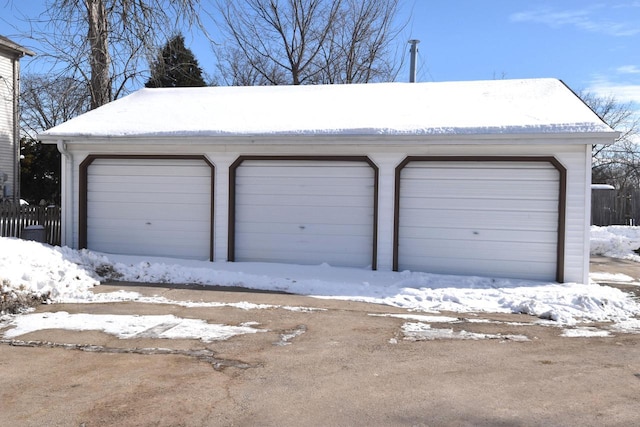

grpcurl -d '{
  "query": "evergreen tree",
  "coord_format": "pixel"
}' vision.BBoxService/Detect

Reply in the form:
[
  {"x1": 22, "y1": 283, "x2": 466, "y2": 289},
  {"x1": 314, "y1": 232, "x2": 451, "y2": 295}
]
[
  {"x1": 20, "y1": 138, "x2": 61, "y2": 205},
  {"x1": 146, "y1": 34, "x2": 207, "y2": 88}
]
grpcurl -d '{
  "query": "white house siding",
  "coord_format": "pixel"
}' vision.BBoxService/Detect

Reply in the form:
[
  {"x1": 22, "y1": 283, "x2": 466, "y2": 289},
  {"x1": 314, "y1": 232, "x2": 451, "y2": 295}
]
[
  {"x1": 232, "y1": 158, "x2": 376, "y2": 268},
  {"x1": 85, "y1": 157, "x2": 212, "y2": 259},
  {"x1": 0, "y1": 54, "x2": 14, "y2": 197},
  {"x1": 396, "y1": 159, "x2": 561, "y2": 281},
  {"x1": 61, "y1": 139, "x2": 591, "y2": 283}
]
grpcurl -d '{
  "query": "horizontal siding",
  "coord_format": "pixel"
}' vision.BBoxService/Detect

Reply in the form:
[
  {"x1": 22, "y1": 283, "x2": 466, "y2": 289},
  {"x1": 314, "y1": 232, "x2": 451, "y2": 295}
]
[
  {"x1": 234, "y1": 160, "x2": 375, "y2": 267},
  {"x1": 87, "y1": 158, "x2": 211, "y2": 259},
  {"x1": 0, "y1": 55, "x2": 14, "y2": 192},
  {"x1": 398, "y1": 161, "x2": 559, "y2": 280}
]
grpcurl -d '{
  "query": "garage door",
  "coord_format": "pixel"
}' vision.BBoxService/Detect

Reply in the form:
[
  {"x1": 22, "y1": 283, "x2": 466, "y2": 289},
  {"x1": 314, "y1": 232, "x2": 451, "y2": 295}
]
[
  {"x1": 395, "y1": 158, "x2": 564, "y2": 281},
  {"x1": 231, "y1": 157, "x2": 377, "y2": 268},
  {"x1": 83, "y1": 156, "x2": 213, "y2": 259}
]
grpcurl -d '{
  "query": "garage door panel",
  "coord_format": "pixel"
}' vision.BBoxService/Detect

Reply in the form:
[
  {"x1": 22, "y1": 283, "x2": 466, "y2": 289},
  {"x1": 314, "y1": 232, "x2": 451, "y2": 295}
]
[
  {"x1": 90, "y1": 158, "x2": 210, "y2": 170},
  {"x1": 401, "y1": 181, "x2": 558, "y2": 200},
  {"x1": 89, "y1": 168, "x2": 211, "y2": 180},
  {"x1": 236, "y1": 193, "x2": 372, "y2": 208},
  {"x1": 398, "y1": 160, "x2": 560, "y2": 281},
  {"x1": 89, "y1": 228, "x2": 209, "y2": 249},
  {"x1": 235, "y1": 240, "x2": 372, "y2": 266},
  {"x1": 87, "y1": 191, "x2": 211, "y2": 205},
  {"x1": 88, "y1": 201, "x2": 209, "y2": 221},
  {"x1": 400, "y1": 238, "x2": 556, "y2": 263},
  {"x1": 88, "y1": 180, "x2": 211, "y2": 195},
  {"x1": 399, "y1": 256, "x2": 556, "y2": 281},
  {"x1": 407, "y1": 161, "x2": 555, "y2": 170},
  {"x1": 236, "y1": 182, "x2": 372, "y2": 197},
  {"x1": 400, "y1": 226, "x2": 557, "y2": 243},
  {"x1": 403, "y1": 165, "x2": 558, "y2": 181},
  {"x1": 401, "y1": 208, "x2": 558, "y2": 231},
  {"x1": 400, "y1": 197, "x2": 559, "y2": 212},
  {"x1": 87, "y1": 158, "x2": 212, "y2": 259},
  {"x1": 89, "y1": 218, "x2": 210, "y2": 233},
  {"x1": 236, "y1": 222, "x2": 372, "y2": 236},
  {"x1": 236, "y1": 233, "x2": 373, "y2": 252},
  {"x1": 234, "y1": 159, "x2": 375, "y2": 268},
  {"x1": 238, "y1": 164, "x2": 372, "y2": 178},
  {"x1": 236, "y1": 205, "x2": 373, "y2": 225}
]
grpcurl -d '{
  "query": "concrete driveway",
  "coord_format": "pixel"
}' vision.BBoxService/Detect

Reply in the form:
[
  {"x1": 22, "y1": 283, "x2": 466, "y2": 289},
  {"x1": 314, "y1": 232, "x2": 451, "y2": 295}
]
[{"x1": 1, "y1": 258, "x2": 640, "y2": 426}]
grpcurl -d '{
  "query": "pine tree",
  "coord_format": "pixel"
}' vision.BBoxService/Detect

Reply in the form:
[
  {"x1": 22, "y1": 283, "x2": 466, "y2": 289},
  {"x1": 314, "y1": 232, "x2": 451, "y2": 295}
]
[{"x1": 146, "y1": 34, "x2": 207, "y2": 88}]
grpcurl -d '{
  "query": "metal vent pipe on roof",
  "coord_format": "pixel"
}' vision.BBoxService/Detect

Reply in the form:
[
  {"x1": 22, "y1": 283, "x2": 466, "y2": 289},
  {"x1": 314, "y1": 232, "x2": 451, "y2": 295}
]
[{"x1": 409, "y1": 39, "x2": 420, "y2": 83}]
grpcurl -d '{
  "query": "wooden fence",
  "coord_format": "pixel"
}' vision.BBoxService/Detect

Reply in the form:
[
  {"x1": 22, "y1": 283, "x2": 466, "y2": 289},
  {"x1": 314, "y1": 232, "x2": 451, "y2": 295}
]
[
  {"x1": 592, "y1": 189, "x2": 640, "y2": 226},
  {"x1": 0, "y1": 204, "x2": 61, "y2": 246}
]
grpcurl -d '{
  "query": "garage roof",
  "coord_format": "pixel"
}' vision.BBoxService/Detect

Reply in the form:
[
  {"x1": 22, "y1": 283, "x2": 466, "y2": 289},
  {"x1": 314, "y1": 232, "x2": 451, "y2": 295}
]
[{"x1": 39, "y1": 78, "x2": 614, "y2": 139}]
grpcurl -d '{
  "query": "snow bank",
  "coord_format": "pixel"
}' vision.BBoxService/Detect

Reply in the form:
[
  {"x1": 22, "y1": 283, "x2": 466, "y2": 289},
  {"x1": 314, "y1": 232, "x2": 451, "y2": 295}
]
[
  {"x1": 590, "y1": 225, "x2": 640, "y2": 261},
  {"x1": 1, "y1": 236, "x2": 639, "y2": 325},
  {"x1": 0, "y1": 238, "x2": 103, "y2": 301}
]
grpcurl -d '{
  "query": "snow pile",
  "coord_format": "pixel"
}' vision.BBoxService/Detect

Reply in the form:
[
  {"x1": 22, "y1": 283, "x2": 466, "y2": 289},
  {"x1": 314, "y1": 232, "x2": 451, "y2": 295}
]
[
  {"x1": 1, "y1": 236, "x2": 639, "y2": 325},
  {"x1": 590, "y1": 225, "x2": 640, "y2": 261},
  {"x1": 0, "y1": 238, "x2": 104, "y2": 304}
]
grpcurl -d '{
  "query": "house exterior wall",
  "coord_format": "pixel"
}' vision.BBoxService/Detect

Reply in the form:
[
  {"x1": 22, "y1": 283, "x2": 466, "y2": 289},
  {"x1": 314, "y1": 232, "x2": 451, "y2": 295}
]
[
  {"x1": 0, "y1": 53, "x2": 14, "y2": 198},
  {"x1": 59, "y1": 137, "x2": 591, "y2": 283}
]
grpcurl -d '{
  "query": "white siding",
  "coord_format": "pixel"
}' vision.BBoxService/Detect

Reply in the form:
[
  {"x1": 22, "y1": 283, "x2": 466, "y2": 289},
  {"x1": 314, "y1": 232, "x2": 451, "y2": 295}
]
[
  {"x1": 0, "y1": 55, "x2": 14, "y2": 197},
  {"x1": 398, "y1": 161, "x2": 560, "y2": 281},
  {"x1": 86, "y1": 158, "x2": 212, "y2": 259},
  {"x1": 234, "y1": 160, "x2": 376, "y2": 267}
]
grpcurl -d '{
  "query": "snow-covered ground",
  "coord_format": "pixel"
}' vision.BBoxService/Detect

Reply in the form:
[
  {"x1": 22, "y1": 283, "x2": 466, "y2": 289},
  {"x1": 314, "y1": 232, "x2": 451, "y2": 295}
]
[{"x1": 1, "y1": 225, "x2": 640, "y2": 340}]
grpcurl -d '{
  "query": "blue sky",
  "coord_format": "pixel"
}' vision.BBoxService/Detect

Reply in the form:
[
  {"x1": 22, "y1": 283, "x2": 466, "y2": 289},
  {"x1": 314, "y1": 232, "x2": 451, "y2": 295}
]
[{"x1": 1, "y1": 0, "x2": 639, "y2": 105}]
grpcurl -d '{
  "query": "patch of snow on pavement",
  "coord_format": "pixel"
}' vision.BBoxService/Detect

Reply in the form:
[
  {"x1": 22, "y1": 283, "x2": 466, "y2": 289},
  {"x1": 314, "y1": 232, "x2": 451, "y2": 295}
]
[
  {"x1": 590, "y1": 272, "x2": 640, "y2": 286},
  {"x1": 369, "y1": 313, "x2": 460, "y2": 323},
  {"x1": 2, "y1": 311, "x2": 266, "y2": 342},
  {"x1": 560, "y1": 327, "x2": 613, "y2": 338},
  {"x1": 401, "y1": 322, "x2": 530, "y2": 342},
  {"x1": 610, "y1": 318, "x2": 640, "y2": 334},
  {"x1": 75, "y1": 290, "x2": 326, "y2": 312}
]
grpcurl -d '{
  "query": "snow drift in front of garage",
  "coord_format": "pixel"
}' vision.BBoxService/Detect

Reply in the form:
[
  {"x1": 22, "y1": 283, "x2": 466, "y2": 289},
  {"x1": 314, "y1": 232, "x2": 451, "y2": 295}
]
[{"x1": 1, "y1": 232, "x2": 639, "y2": 326}]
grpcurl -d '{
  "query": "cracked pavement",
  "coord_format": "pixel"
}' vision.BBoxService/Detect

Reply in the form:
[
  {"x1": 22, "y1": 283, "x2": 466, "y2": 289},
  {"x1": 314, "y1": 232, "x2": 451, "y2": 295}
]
[{"x1": 2, "y1": 260, "x2": 640, "y2": 426}]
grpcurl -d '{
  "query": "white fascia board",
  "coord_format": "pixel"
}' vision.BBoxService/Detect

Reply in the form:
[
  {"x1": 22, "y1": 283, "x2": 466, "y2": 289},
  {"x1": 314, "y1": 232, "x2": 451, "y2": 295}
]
[{"x1": 39, "y1": 131, "x2": 618, "y2": 146}]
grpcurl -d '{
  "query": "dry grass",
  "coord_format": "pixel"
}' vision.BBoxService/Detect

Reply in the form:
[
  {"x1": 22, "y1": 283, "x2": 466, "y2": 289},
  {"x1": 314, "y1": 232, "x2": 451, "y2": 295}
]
[{"x1": 0, "y1": 280, "x2": 49, "y2": 314}]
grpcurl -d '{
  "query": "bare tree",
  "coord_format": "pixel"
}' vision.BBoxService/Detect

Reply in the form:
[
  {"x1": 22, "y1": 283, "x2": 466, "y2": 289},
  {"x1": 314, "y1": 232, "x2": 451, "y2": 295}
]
[
  {"x1": 28, "y1": 0, "x2": 207, "y2": 109},
  {"x1": 20, "y1": 73, "x2": 92, "y2": 139},
  {"x1": 318, "y1": 0, "x2": 402, "y2": 84},
  {"x1": 215, "y1": 0, "x2": 404, "y2": 86},
  {"x1": 18, "y1": 73, "x2": 91, "y2": 204},
  {"x1": 580, "y1": 91, "x2": 640, "y2": 189}
]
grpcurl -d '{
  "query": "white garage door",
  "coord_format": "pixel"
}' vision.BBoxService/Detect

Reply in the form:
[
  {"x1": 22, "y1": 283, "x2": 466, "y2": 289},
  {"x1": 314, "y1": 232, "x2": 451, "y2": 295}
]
[
  {"x1": 86, "y1": 158, "x2": 212, "y2": 259},
  {"x1": 397, "y1": 160, "x2": 561, "y2": 281},
  {"x1": 233, "y1": 159, "x2": 376, "y2": 268}
]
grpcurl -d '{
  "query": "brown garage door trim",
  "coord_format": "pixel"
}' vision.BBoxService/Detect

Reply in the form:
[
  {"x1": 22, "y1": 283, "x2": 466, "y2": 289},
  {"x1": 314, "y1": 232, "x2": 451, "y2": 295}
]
[
  {"x1": 393, "y1": 156, "x2": 567, "y2": 282},
  {"x1": 78, "y1": 154, "x2": 215, "y2": 261},
  {"x1": 228, "y1": 155, "x2": 379, "y2": 270}
]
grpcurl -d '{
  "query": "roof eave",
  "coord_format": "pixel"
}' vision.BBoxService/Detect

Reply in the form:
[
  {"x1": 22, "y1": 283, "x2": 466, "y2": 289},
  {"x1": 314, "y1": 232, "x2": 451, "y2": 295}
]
[
  {"x1": 39, "y1": 130, "x2": 619, "y2": 145},
  {"x1": 0, "y1": 37, "x2": 35, "y2": 57}
]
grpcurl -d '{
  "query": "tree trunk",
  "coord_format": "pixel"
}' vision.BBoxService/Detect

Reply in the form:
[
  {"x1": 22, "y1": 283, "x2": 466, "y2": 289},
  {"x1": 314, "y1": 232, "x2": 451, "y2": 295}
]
[{"x1": 85, "y1": 0, "x2": 111, "y2": 109}]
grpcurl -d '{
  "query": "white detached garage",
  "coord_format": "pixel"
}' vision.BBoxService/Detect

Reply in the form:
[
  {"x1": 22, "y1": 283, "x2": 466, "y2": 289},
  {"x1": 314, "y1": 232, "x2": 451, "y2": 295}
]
[{"x1": 39, "y1": 78, "x2": 617, "y2": 284}]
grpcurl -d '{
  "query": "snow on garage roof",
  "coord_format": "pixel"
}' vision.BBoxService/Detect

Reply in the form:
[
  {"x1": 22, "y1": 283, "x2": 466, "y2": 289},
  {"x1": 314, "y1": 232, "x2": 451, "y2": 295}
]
[{"x1": 39, "y1": 78, "x2": 614, "y2": 139}]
